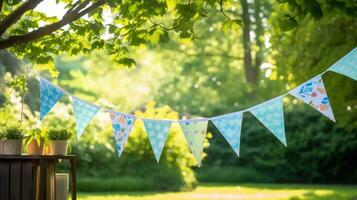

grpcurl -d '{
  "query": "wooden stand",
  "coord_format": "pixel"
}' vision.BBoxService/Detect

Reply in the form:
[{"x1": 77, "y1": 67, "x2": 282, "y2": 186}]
[{"x1": 0, "y1": 155, "x2": 77, "y2": 200}]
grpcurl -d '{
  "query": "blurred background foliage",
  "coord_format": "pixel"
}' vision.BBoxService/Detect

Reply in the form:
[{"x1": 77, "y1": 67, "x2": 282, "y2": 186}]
[{"x1": 0, "y1": 0, "x2": 357, "y2": 192}]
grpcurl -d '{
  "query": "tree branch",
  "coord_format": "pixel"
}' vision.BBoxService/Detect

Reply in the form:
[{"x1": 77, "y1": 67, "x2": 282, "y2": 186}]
[
  {"x1": 0, "y1": 0, "x2": 4, "y2": 14},
  {"x1": 0, "y1": 0, "x2": 106, "y2": 49},
  {"x1": 0, "y1": 0, "x2": 43, "y2": 37}
]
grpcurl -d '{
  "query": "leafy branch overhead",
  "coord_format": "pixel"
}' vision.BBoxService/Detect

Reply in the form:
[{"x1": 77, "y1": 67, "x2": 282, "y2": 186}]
[
  {"x1": 0, "y1": 0, "x2": 243, "y2": 70},
  {"x1": 0, "y1": 0, "x2": 356, "y2": 72}
]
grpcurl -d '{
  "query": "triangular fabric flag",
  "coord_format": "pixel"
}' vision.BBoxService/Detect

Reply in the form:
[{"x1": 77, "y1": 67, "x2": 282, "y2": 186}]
[
  {"x1": 211, "y1": 112, "x2": 243, "y2": 156},
  {"x1": 289, "y1": 75, "x2": 335, "y2": 122},
  {"x1": 72, "y1": 97, "x2": 100, "y2": 137},
  {"x1": 329, "y1": 48, "x2": 357, "y2": 80},
  {"x1": 40, "y1": 77, "x2": 65, "y2": 120},
  {"x1": 109, "y1": 111, "x2": 136, "y2": 157},
  {"x1": 143, "y1": 120, "x2": 172, "y2": 162},
  {"x1": 179, "y1": 119, "x2": 208, "y2": 166},
  {"x1": 249, "y1": 97, "x2": 287, "y2": 146}
]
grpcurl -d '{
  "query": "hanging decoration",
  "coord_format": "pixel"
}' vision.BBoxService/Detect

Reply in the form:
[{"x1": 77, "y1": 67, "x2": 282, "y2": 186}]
[
  {"x1": 179, "y1": 119, "x2": 208, "y2": 166},
  {"x1": 33, "y1": 47, "x2": 356, "y2": 165},
  {"x1": 289, "y1": 75, "x2": 335, "y2": 122},
  {"x1": 72, "y1": 97, "x2": 100, "y2": 137},
  {"x1": 143, "y1": 119, "x2": 172, "y2": 162},
  {"x1": 109, "y1": 111, "x2": 136, "y2": 158},
  {"x1": 329, "y1": 48, "x2": 357, "y2": 80},
  {"x1": 39, "y1": 77, "x2": 65, "y2": 120},
  {"x1": 249, "y1": 97, "x2": 287, "y2": 146},
  {"x1": 211, "y1": 112, "x2": 243, "y2": 156}
]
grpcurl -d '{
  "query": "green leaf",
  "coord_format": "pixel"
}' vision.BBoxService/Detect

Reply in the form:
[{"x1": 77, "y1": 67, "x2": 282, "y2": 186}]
[
  {"x1": 278, "y1": 16, "x2": 298, "y2": 31},
  {"x1": 118, "y1": 57, "x2": 136, "y2": 67}
]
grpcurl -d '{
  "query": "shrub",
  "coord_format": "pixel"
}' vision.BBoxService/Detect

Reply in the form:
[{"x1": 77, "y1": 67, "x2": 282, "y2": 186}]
[
  {"x1": 2, "y1": 125, "x2": 24, "y2": 139},
  {"x1": 47, "y1": 128, "x2": 73, "y2": 140}
]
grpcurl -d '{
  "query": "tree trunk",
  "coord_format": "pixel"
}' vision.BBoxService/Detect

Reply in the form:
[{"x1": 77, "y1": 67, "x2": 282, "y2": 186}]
[{"x1": 240, "y1": 0, "x2": 259, "y2": 87}]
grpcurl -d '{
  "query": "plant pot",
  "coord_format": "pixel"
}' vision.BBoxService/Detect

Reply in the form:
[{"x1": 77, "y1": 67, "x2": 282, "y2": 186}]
[
  {"x1": 27, "y1": 139, "x2": 44, "y2": 155},
  {"x1": 3, "y1": 139, "x2": 23, "y2": 155},
  {"x1": 0, "y1": 140, "x2": 4, "y2": 154},
  {"x1": 49, "y1": 140, "x2": 68, "y2": 155}
]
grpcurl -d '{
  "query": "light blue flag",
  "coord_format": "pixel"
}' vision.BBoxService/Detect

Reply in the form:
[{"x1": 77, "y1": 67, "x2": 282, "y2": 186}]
[
  {"x1": 40, "y1": 77, "x2": 65, "y2": 120},
  {"x1": 249, "y1": 97, "x2": 287, "y2": 146},
  {"x1": 72, "y1": 97, "x2": 100, "y2": 137},
  {"x1": 211, "y1": 112, "x2": 243, "y2": 156},
  {"x1": 143, "y1": 120, "x2": 172, "y2": 162},
  {"x1": 329, "y1": 48, "x2": 357, "y2": 80}
]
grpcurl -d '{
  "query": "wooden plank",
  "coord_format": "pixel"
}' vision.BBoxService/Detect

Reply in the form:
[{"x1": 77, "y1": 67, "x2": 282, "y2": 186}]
[
  {"x1": 0, "y1": 160, "x2": 10, "y2": 200},
  {"x1": 39, "y1": 159, "x2": 47, "y2": 200},
  {"x1": 10, "y1": 161, "x2": 22, "y2": 200},
  {"x1": 21, "y1": 161, "x2": 34, "y2": 200}
]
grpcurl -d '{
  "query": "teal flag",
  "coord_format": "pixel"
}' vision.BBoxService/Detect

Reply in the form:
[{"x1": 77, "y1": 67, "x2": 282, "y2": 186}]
[
  {"x1": 249, "y1": 97, "x2": 287, "y2": 146},
  {"x1": 143, "y1": 120, "x2": 172, "y2": 162},
  {"x1": 211, "y1": 112, "x2": 243, "y2": 156},
  {"x1": 40, "y1": 77, "x2": 65, "y2": 120},
  {"x1": 179, "y1": 119, "x2": 208, "y2": 166},
  {"x1": 329, "y1": 48, "x2": 357, "y2": 80},
  {"x1": 72, "y1": 97, "x2": 100, "y2": 137}
]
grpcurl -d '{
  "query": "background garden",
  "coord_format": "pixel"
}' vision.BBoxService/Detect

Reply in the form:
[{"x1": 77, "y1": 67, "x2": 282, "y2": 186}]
[{"x1": 0, "y1": 0, "x2": 357, "y2": 199}]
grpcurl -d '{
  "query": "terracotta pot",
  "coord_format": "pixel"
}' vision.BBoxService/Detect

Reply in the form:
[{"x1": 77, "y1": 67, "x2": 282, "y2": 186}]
[
  {"x1": 27, "y1": 139, "x2": 44, "y2": 155},
  {"x1": 0, "y1": 140, "x2": 4, "y2": 154},
  {"x1": 3, "y1": 139, "x2": 22, "y2": 155},
  {"x1": 49, "y1": 140, "x2": 68, "y2": 155}
]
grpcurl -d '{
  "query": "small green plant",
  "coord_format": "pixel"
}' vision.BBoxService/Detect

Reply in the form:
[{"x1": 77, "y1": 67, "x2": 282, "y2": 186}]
[
  {"x1": 47, "y1": 128, "x2": 73, "y2": 140},
  {"x1": 0, "y1": 130, "x2": 4, "y2": 140},
  {"x1": 2, "y1": 125, "x2": 24, "y2": 140},
  {"x1": 24, "y1": 128, "x2": 45, "y2": 146}
]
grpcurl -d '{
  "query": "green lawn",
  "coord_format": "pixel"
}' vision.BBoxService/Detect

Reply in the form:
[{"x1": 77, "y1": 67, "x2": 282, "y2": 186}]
[{"x1": 78, "y1": 183, "x2": 357, "y2": 200}]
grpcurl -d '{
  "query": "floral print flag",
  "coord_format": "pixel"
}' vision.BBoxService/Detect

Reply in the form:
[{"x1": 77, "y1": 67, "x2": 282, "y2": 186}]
[
  {"x1": 289, "y1": 75, "x2": 335, "y2": 122},
  {"x1": 249, "y1": 97, "x2": 287, "y2": 146},
  {"x1": 211, "y1": 112, "x2": 243, "y2": 156},
  {"x1": 109, "y1": 111, "x2": 136, "y2": 158},
  {"x1": 40, "y1": 77, "x2": 65, "y2": 120},
  {"x1": 179, "y1": 119, "x2": 208, "y2": 166},
  {"x1": 143, "y1": 120, "x2": 172, "y2": 162},
  {"x1": 329, "y1": 48, "x2": 357, "y2": 81},
  {"x1": 72, "y1": 97, "x2": 100, "y2": 137}
]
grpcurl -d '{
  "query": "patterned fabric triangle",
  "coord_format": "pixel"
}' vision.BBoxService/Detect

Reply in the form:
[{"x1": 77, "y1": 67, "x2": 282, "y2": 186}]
[
  {"x1": 329, "y1": 48, "x2": 357, "y2": 80},
  {"x1": 143, "y1": 120, "x2": 171, "y2": 162},
  {"x1": 289, "y1": 75, "x2": 335, "y2": 122},
  {"x1": 179, "y1": 119, "x2": 208, "y2": 166},
  {"x1": 249, "y1": 97, "x2": 287, "y2": 146},
  {"x1": 211, "y1": 112, "x2": 243, "y2": 156},
  {"x1": 72, "y1": 97, "x2": 100, "y2": 137},
  {"x1": 109, "y1": 111, "x2": 136, "y2": 157},
  {"x1": 40, "y1": 78, "x2": 65, "y2": 120}
]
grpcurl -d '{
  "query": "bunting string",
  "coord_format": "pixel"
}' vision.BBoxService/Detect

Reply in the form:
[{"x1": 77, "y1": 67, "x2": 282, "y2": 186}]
[{"x1": 2, "y1": 47, "x2": 356, "y2": 165}]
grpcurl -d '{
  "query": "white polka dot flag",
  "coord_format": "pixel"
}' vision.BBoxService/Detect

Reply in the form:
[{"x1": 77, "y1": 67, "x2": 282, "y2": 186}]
[
  {"x1": 71, "y1": 97, "x2": 100, "y2": 137},
  {"x1": 329, "y1": 48, "x2": 357, "y2": 81},
  {"x1": 143, "y1": 119, "x2": 172, "y2": 162},
  {"x1": 249, "y1": 97, "x2": 287, "y2": 146},
  {"x1": 211, "y1": 112, "x2": 243, "y2": 157}
]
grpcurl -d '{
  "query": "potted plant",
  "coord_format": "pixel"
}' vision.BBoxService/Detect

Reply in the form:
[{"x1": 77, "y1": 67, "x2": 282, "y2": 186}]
[
  {"x1": 47, "y1": 128, "x2": 72, "y2": 155},
  {"x1": 2, "y1": 125, "x2": 24, "y2": 155},
  {"x1": 24, "y1": 128, "x2": 45, "y2": 155}
]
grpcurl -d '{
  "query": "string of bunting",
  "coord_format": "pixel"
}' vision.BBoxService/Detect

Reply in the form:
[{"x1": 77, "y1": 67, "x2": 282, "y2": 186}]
[{"x1": 13, "y1": 48, "x2": 357, "y2": 165}]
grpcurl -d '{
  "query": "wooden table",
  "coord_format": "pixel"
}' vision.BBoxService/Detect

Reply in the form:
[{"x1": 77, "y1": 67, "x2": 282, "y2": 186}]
[{"x1": 0, "y1": 155, "x2": 77, "y2": 200}]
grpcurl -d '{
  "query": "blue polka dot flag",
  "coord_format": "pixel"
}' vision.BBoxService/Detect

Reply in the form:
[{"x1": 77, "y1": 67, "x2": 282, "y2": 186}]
[
  {"x1": 329, "y1": 48, "x2": 357, "y2": 81},
  {"x1": 72, "y1": 97, "x2": 100, "y2": 137},
  {"x1": 40, "y1": 77, "x2": 65, "y2": 120},
  {"x1": 211, "y1": 112, "x2": 243, "y2": 156},
  {"x1": 143, "y1": 119, "x2": 172, "y2": 162},
  {"x1": 179, "y1": 119, "x2": 208, "y2": 166},
  {"x1": 109, "y1": 111, "x2": 136, "y2": 158},
  {"x1": 249, "y1": 97, "x2": 287, "y2": 146}
]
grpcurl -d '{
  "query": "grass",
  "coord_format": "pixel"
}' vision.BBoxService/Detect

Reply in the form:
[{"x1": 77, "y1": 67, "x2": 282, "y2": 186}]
[{"x1": 78, "y1": 183, "x2": 357, "y2": 200}]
